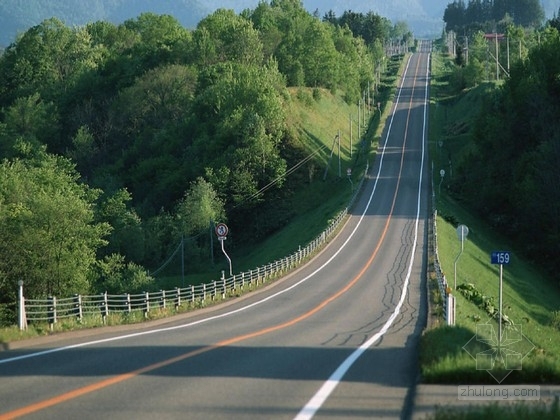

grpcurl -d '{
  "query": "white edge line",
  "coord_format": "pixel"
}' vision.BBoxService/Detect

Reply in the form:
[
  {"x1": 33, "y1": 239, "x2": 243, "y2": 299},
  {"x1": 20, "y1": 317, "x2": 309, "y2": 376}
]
[{"x1": 294, "y1": 52, "x2": 430, "y2": 420}]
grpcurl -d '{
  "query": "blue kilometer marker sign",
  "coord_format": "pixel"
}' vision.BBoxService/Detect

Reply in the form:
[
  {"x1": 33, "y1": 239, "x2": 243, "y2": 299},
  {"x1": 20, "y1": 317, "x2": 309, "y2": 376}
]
[{"x1": 491, "y1": 251, "x2": 511, "y2": 265}]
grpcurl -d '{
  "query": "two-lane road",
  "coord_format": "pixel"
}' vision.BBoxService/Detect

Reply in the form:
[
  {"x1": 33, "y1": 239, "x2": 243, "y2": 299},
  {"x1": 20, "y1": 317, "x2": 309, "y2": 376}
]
[{"x1": 0, "y1": 51, "x2": 431, "y2": 420}]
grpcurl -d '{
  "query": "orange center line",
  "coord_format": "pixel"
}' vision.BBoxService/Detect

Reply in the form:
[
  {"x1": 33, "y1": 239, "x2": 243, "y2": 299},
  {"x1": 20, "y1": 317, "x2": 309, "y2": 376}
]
[{"x1": 1, "y1": 56, "x2": 424, "y2": 420}]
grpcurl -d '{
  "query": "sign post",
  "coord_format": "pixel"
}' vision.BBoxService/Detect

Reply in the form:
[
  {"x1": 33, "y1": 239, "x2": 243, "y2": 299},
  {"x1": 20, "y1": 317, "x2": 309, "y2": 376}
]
[
  {"x1": 347, "y1": 168, "x2": 353, "y2": 192},
  {"x1": 439, "y1": 169, "x2": 445, "y2": 195},
  {"x1": 491, "y1": 251, "x2": 511, "y2": 344},
  {"x1": 449, "y1": 224, "x2": 468, "y2": 326},
  {"x1": 215, "y1": 223, "x2": 232, "y2": 276},
  {"x1": 454, "y1": 224, "x2": 469, "y2": 290}
]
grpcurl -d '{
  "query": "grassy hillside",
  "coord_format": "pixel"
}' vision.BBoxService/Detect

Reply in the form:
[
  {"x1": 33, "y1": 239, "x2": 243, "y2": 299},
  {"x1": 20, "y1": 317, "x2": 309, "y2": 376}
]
[
  {"x1": 421, "y1": 52, "x2": 560, "y2": 384},
  {"x1": 156, "y1": 56, "x2": 403, "y2": 288}
]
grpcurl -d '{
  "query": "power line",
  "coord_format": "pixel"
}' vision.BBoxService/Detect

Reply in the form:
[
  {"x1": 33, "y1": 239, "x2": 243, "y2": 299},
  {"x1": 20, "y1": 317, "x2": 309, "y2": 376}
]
[{"x1": 230, "y1": 144, "x2": 327, "y2": 210}]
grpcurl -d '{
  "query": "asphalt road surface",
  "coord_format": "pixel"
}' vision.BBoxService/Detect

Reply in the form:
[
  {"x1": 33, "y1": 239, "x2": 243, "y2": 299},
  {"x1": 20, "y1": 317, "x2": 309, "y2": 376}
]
[{"x1": 0, "y1": 51, "x2": 431, "y2": 420}]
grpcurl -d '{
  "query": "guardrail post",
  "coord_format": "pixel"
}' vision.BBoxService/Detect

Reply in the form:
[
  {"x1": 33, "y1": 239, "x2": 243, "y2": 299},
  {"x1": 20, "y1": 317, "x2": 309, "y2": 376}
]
[
  {"x1": 144, "y1": 292, "x2": 149, "y2": 317},
  {"x1": 126, "y1": 293, "x2": 131, "y2": 313},
  {"x1": 447, "y1": 294, "x2": 456, "y2": 325},
  {"x1": 47, "y1": 296, "x2": 56, "y2": 330},
  {"x1": 73, "y1": 294, "x2": 83, "y2": 321},
  {"x1": 191, "y1": 285, "x2": 195, "y2": 303},
  {"x1": 175, "y1": 287, "x2": 180, "y2": 309},
  {"x1": 221, "y1": 271, "x2": 226, "y2": 299},
  {"x1": 160, "y1": 290, "x2": 166, "y2": 309},
  {"x1": 18, "y1": 280, "x2": 27, "y2": 331},
  {"x1": 99, "y1": 292, "x2": 108, "y2": 323}
]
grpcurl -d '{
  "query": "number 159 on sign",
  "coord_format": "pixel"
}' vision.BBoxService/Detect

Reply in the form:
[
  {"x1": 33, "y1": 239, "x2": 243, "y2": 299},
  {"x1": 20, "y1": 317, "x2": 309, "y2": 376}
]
[{"x1": 491, "y1": 251, "x2": 511, "y2": 265}]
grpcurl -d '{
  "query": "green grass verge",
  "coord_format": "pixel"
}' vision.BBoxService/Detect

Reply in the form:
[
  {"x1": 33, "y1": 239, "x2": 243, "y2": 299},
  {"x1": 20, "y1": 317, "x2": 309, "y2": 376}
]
[
  {"x1": 421, "y1": 52, "x2": 560, "y2": 384},
  {"x1": 427, "y1": 397, "x2": 559, "y2": 420}
]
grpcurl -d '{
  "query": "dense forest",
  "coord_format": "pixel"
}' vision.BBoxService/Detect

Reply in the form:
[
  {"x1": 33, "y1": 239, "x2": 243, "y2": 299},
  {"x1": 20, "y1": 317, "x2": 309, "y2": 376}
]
[
  {"x1": 442, "y1": 6, "x2": 560, "y2": 277},
  {"x1": 0, "y1": 1, "x2": 408, "y2": 324},
  {"x1": 443, "y1": 0, "x2": 546, "y2": 33}
]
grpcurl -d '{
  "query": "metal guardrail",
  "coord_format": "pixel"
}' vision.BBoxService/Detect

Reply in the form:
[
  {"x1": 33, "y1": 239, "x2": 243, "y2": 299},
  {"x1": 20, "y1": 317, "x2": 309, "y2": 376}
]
[
  {"x1": 432, "y1": 210, "x2": 455, "y2": 325},
  {"x1": 18, "y1": 164, "x2": 369, "y2": 330}
]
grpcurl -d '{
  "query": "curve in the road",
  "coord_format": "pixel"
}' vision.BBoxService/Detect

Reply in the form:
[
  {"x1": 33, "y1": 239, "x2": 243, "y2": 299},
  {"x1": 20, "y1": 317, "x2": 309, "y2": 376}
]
[{"x1": 0, "y1": 52, "x2": 430, "y2": 420}]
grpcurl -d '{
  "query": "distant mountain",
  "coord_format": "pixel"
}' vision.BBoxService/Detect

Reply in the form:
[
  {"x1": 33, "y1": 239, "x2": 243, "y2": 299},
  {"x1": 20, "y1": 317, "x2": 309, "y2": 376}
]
[
  {"x1": 302, "y1": 0, "x2": 447, "y2": 37},
  {"x1": 0, "y1": 0, "x2": 209, "y2": 47},
  {"x1": 303, "y1": 0, "x2": 560, "y2": 37},
  {"x1": 0, "y1": 0, "x2": 442, "y2": 47},
  {"x1": 1, "y1": 0, "x2": 559, "y2": 47}
]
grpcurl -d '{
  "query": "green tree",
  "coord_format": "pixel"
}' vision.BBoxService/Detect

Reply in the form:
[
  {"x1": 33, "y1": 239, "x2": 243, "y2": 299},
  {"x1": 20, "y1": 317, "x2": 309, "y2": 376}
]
[
  {"x1": 244, "y1": 1, "x2": 284, "y2": 58},
  {"x1": 67, "y1": 125, "x2": 98, "y2": 177},
  {"x1": 97, "y1": 188, "x2": 144, "y2": 263},
  {"x1": 506, "y1": 24, "x2": 530, "y2": 63},
  {"x1": 511, "y1": 0, "x2": 545, "y2": 27},
  {"x1": 463, "y1": 57, "x2": 485, "y2": 86},
  {"x1": 93, "y1": 254, "x2": 153, "y2": 295},
  {"x1": 111, "y1": 64, "x2": 197, "y2": 135},
  {"x1": 191, "y1": 60, "x2": 287, "y2": 216},
  {"x1": 0, "y1": 18, "x2": 99, "y2": 107},
  {"x1": 444, "y1": 0, "x2": 466, "y2": 32},
  {"x1": 1, "y1": 93, "x2": 59, "y2": 156},
  {"x1": 300, "y1": 19, "x2": 338, "y2": 89},
  {"x1": 192, "y1": 9, "x2": 263, "y2": 66},
  {"x1": 122, "y1": 12, "x2": 191, "y2": 68},
  {"x1": 0, "y1": 149, "x2": 110, "y2": 301},
  {"x1": 330, "y1": 25, "x2": 374, "y2": 103},
  {"x1": 107, "y1": 64, "x2": 198, "y2": 212},
  {"x1": 175, "y1": 177, "x2": 225, "y2": 237},
  {"x1": 455, "y1": 27, "x2": 560, "y2": 274}
]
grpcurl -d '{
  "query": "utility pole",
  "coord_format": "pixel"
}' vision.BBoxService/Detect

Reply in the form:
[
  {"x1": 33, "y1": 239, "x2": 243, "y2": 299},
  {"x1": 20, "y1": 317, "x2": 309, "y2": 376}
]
[
  {"x1": 495, "y1": 33, "x2": 499, "y2": 81},
  {"x1": 465, "y1": 36, "x2": 469, "y2": 65},
  {"x1": 507, "y1": 35, "x2": 510, "y2": 75},
  {"x1": 367, "y1": 81, "x2": 371, "y2": 117},
  {"x1": 323, "y1": 133, "x2": 340, "y2": 181},
  {"x1": 358, "y1": 100, "x2": 361, "y2": 139},
  {"x1": 349, "y1": 113, "x2": 353, "y2": 158},
  {"x1": 338, "y1": 129, "x2": 341, "y2": 178}
]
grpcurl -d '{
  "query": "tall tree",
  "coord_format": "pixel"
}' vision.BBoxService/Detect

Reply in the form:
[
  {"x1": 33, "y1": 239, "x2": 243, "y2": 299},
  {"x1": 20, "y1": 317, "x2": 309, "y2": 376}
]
[
  {"x1": 96, "y1": 188, "x2": 144, "y2": 263},
  {"x1": 0, "y1": 18, "x2": 99, "y2": 107},
  {"x1": 175, "y1": 177, "x2": 225, "y2": 237},
  {"x1": 192, "y1": 9, "x2": 263, "y2": 66},
  {"x1": 300, "y1": 19, "x2": 339, "y2": 88},
  {"x1": 0, "y1": 148, "x2": 110, "y2": 301},
  {"x1": 122, "y1": 12, "x2": 191, "y2": 68},
  {"x1": 444, "y1": 0, "x2": 466, "y2": 32},
  {"x1": 1, "y1": 93, "x2": 59, "y2": 155},
  {"x1": 455, "y1": 27, "x2": 560, "y2": 273},
  {"x1": 191, "y1": 61, "x2": 287, "y2": 213}
]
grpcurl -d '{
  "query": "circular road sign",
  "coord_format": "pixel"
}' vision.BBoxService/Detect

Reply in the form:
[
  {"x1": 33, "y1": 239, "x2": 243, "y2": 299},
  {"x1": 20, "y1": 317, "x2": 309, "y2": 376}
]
[
  {"x1": 456, "y1": 224, "x2": 469, "y2": 241},
  {"x1": 215, "y1": 223, "x2": 228, "y2": 238}
]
